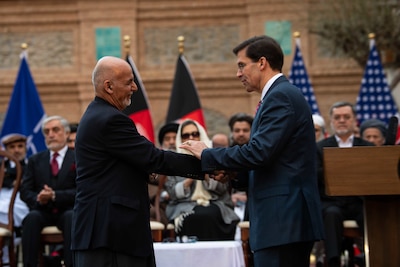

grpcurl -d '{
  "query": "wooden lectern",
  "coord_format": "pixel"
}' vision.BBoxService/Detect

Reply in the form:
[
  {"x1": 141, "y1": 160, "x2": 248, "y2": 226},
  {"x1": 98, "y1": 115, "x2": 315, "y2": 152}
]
[{"x1": 323, "y1": 146, "x2": 400, "y2": 267}]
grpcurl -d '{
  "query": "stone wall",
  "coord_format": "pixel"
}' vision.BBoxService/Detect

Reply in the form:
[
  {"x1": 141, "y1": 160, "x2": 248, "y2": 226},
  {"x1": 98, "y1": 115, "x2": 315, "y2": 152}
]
[{"x1": 0, "y1": 0, "x2": 372, "y2": 138}]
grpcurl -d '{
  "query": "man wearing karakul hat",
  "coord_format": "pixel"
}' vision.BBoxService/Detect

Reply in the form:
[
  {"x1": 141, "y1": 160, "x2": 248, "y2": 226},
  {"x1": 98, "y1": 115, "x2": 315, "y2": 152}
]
[
  {"x1": 359, "y1": 118, "x2": 387, "y2": 146},
  {"x1": 0, "y1": 133, "x2": 30, "y2": 263},
  {"x1": 0, "y1": 133, "x2": 29, "y2": 193}
]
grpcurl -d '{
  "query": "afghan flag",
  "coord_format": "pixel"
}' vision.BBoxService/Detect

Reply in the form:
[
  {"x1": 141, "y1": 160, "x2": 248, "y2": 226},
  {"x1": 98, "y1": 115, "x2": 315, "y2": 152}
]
[
  {"x1": 166, "y1": 54, "x2": 206, "y2": 130},
  {"x1": 123, "y1": 55, "x2": 155, "y2": 143}
]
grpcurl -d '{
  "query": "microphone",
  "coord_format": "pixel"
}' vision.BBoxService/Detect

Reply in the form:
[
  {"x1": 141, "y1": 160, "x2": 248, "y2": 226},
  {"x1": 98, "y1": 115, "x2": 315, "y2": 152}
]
[{"x1": 384, "y1": 116, "x2": 398, "y2": 145}]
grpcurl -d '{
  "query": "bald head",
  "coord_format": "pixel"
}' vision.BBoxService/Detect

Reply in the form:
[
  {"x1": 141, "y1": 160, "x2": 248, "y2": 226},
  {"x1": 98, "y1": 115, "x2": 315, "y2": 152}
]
[
  {"x1": 92, "y1": 56, "x2": 126, "y2": 92},
  {"x1": 212, "y1": 133, "x2": 230, "y2": 148},
  {"x1": 91, "y1": 56, "x2": 137, "y2": 110}
]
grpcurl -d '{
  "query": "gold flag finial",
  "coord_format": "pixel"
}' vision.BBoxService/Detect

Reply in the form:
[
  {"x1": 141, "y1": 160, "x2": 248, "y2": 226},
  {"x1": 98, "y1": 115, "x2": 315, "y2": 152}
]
[
  {"x1": 293, "y1": 31, "x2": 300, "y2": 38},
  {"x1": 178, "y1": 36, "x2": 185, "y2": 55},
  {"x1": 123, "y1": 35, "x2": 131, "y2": 56},
  {"x1": 368, "y1": 33, "x2": 375, "y2": 39},
  {"x1": 21, "y1": 43, "x2": 28, "y2": 50}
]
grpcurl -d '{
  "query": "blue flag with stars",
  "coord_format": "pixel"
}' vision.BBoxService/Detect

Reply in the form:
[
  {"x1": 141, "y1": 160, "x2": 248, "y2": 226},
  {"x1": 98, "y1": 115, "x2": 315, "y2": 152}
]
[
  {"x1": 356, "y1": 39, "x2": 399, "y2": 125},
  {"x1": 0, "y1": 53, "x2": 46, "y2": 156},
  {"x1": 289, "y1": 39, "x2": 320, "y2": 114}
]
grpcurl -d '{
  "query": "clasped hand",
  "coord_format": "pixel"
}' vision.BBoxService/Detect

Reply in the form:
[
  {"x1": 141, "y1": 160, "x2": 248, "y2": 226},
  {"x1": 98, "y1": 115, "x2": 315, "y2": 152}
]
[
  {"x1": 209, "y1": 170, "x2": 237, "y2": 183},
  {"x1": 37, "y1": 184, "x2": 55, "y2": 205},
  {"x1": 179, "y1": 140, "x2": 236, "y2": 183}
]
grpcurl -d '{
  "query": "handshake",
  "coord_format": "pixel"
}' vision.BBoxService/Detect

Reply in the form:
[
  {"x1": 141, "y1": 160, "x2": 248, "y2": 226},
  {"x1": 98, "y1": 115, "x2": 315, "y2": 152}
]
[
  {"x1": 209, "y1": 170, "x2": 237, "y2": 183},
  {"x1": 179, "y1": 140, "x2": 237, "y2": 183}
]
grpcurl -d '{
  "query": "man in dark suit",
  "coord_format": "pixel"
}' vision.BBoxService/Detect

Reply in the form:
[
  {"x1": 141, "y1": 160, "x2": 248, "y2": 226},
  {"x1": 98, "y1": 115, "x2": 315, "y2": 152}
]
[
  {"x1": 71, "y1": 56, "x2": 203, "y2": 267},
  {"x1": 20, "y1": 115, "x2": 76, "y2": 267},
  {"x1": 181, "y1": 35, "x2": 324, "y2": 267},
  {"x1": 316, "y1": 101, "x2": 373, "y2": 267}
]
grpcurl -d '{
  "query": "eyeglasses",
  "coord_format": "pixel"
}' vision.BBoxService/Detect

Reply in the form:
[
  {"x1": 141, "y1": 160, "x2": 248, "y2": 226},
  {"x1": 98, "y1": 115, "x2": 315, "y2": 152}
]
[
  {"x1": 237, "y1": 59, "x2": 259, "y2": 72},
  {"x1": 181, "y1": 131, "x2": 200, "y2": 139}
]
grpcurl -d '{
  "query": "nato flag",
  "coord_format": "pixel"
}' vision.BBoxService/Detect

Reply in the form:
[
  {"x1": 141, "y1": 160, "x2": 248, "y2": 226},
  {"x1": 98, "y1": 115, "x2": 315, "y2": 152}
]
[{"x1": 0, "y1": 55, "x2": 46, "y2": 156}]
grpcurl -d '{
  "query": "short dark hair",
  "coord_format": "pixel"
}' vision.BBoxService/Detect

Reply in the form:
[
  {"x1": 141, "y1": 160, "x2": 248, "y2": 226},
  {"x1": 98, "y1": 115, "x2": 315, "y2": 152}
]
[
  {"x1": 232, "y1": 35, "x2": 284, "y2": 72},
  {"x1": 69, "y1": 123, "x2": 79, "y2": 133},
  {"x1": 329, "y1": 101, "x2": 356, "y2": 117},
  {"x1": 228, "y1": 113, "x2": 254, "y2": 131}
]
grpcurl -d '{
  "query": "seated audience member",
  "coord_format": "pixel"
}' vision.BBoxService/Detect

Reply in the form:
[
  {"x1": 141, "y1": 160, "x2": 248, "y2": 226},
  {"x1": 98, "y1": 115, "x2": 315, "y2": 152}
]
[
  {"x1": 310, "y1": 115, "x2": 327, "y2": 263},
  {"x1": 312, "y1": 114, "x2": 327, "y2": 142},
  {"x1": 359, "y1": 118, "x2": 387, "y2": 146},
  {"x1": 0, "y1": 134, "x2": 30, "y2": 263},
  {"x1": 165, "y1": 119, "x2": 239, "y2": 240},
  {"x1": 228, "y1": 113, "x2": 253, "y2": 146},
  {"x1": 228, "y1": 113, "x2": 253, "y2": 222},
  {"x1": 67, "y1": 123, "x2": 78, "y2": 149},
  {"x1": 20, "y1": 116, "x2": 76, "y2": 267},
  {"x1": 316, "y1": 102, "x2": 373, "y2": 267},
  {"x1": 211, "y1": 133, "x2": 230, "y2": 148},
  {"x1": 353, "y1": 125, "x2": 361, "y2": 138},
  {"x1": 158, "y1": 122, "x2": 180, "y2": 151}
]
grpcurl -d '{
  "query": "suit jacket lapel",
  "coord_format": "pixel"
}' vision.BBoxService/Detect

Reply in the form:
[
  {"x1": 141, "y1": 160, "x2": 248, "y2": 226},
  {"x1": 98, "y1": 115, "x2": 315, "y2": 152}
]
[
  {"x1": 56, "y1": 149, "x2": 74, "y2": 187},
  {"x1": 326, "y1": 136, "x2": 339, "y2": 147},
  {"x1": 42, "y1": 151, "x2": 52, "y2": 183},
  {"x1": 251, "y1": 75, "x2": 288, "y2": 135}
]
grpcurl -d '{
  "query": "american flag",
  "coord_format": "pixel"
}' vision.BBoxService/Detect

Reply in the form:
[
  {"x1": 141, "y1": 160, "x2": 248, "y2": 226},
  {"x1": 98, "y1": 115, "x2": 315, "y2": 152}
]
[
  {"x1": 356, "y1": 38, "x2": 399, "y2": 125},
  {"x1": 288, "y1": 38, "x2": 320, "y2": 114}
]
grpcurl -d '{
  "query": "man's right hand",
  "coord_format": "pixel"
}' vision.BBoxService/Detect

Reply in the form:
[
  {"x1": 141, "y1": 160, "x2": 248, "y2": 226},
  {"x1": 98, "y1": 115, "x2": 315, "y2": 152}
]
[
  {"x1": 210, "y1": 170, "x2": 237, "y2": 183},
  {"x1": 36, "y1": 184, "x2": 54, "y2": 205}
]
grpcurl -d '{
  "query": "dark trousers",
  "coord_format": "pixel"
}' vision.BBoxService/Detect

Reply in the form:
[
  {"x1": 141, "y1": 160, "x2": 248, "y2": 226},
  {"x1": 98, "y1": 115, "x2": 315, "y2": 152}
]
[
  {"x1": 322, "y1": 199, "x2": 363, "y2": 265},
  {"x1": 253, "y1": 241, "x2": 314, "y2": 267},
  {"x1": 73, "y1": 248, "x2": 156, "y2": 267},
  {"x1": 22, "y1": 209, "x2": 73, "y2": 267}
]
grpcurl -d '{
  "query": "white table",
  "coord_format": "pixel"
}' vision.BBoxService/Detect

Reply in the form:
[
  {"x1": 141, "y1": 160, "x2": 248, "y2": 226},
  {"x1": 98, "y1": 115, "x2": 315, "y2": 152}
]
[{"x1": 153, "y1": 240, "x2": 245, "y2": 267}]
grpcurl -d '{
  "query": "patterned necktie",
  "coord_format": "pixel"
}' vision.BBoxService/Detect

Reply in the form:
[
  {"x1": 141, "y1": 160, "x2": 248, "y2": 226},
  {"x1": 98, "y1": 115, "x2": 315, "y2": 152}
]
[{"x1": 51, "y1": 152, "x2": 59, "y2": 176}]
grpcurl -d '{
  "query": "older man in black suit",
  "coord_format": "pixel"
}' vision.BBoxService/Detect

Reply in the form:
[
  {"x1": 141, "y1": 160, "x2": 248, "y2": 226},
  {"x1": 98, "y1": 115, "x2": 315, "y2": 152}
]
[
  {"x1": 71, "y1": 56, "x2": 203, "y2": 267},
  {"x1": 20, "y1": 115, "x2": 76, "y2": 267}
]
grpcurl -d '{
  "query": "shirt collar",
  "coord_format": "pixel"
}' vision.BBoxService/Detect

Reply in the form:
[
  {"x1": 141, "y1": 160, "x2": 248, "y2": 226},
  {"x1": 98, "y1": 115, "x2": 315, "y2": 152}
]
[
  {"x1": 50, "y1": 145, "x2": 68, "y2": 158},
  {"x1": 334, "y1": 134, "x2": 354, "y2": 148},
  {"x1": 260, "y1": 73, "x2": 283, "y2": 102}
]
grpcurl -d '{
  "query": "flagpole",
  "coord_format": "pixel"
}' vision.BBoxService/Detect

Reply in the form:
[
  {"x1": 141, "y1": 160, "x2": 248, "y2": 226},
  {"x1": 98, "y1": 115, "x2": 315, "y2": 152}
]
[
  {"x1": 368, "y1": 32, "x2": 375, "y2": 50},
  {"x1": 123, "y1": 35, "x2": 131, "y2": 57},
  {"x1": 178, "y1": 36, "x2": 184, "y2": 55},
  {"x1": 20, "y1": 42, "x2": 28, "y2": 59},
  {"x1": 293, "y1": 31, "x2": 301, "y2": 51}
]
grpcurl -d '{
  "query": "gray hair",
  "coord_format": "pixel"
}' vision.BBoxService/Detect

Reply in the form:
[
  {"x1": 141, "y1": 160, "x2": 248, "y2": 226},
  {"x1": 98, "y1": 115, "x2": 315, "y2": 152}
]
[{"x1": 41, "y1": 115, "x2": 71, "y2": 134}]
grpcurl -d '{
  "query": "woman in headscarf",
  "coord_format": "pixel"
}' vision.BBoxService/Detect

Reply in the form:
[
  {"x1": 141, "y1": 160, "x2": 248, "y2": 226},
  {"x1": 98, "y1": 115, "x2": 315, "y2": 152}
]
[{"x1": 164, "y1": 119, "x2": 239, "y2": 241}]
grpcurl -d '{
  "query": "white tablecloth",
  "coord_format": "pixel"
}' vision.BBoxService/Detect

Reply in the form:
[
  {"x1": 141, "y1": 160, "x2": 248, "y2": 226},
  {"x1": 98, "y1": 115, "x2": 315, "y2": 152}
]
[{"x1": 154, "y1": 241, "x2": 245, "y2": 267}]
